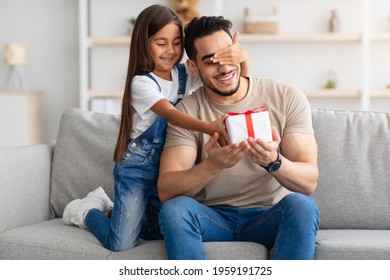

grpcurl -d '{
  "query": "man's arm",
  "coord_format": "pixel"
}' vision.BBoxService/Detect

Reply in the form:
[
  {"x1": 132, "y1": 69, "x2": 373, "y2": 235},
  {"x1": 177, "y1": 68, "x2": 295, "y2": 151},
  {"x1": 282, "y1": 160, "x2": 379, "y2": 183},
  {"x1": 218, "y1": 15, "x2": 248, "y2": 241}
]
[
  {"x1": 158, "y1": 133, "x2": 250, "y2": 203},
  {"x1": 248, "y1": 128, "x2": 318, "y2": 195}
]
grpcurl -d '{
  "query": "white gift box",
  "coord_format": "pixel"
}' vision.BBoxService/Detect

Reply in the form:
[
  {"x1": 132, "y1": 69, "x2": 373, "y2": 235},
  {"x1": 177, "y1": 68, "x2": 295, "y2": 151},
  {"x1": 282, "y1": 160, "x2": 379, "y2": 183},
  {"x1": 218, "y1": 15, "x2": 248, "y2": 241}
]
[{"x1": 224, "y1": 110, "x2": 272, "y2": 144}]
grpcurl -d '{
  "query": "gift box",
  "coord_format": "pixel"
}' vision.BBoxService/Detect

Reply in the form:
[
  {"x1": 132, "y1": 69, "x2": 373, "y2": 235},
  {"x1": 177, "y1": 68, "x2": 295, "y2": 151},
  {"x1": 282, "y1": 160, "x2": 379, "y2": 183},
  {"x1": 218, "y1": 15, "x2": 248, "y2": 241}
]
[{"x1": 224, "y1": 108, "x2": 272, "y2": 144}]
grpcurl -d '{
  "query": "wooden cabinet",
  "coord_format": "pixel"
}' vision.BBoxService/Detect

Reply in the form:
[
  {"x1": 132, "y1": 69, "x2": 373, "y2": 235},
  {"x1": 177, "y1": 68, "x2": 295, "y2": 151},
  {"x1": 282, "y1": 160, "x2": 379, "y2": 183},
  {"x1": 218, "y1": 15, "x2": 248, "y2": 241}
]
[
  {"x1": 0, "y1": 91, "x2": 43, "y2": 147},
  {"x1": 79, "y1": 0, "x2": 390, "y2": 113}
]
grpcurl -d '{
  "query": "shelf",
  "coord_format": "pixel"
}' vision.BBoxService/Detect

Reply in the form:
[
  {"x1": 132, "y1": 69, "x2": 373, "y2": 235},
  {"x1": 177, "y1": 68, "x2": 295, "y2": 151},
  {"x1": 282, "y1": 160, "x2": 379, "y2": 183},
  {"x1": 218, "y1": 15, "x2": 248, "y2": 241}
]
[
  {"x1": 87, "y1": 88, "x2": 363, "y2": 100},
  {"x1": 306, "y1": 89, "x2": 390, "y2": 99},
  {"x1": 305, "y1": 89, "x2": 361, "y2": 98},
  {"x1": 371, "y1": 32, "x2": 390, "y2": 41},
  {"x1": 88, "y1": 90, "x2": 123, "y2": 99},
  {"x1": 86, "y1": 32, "x2": 390, "y2": 46},
  {"x1": 86, "y1": 33, "x2": 364, "y2": 47},
  {"x1": 87, "y1": 36, "x2": 130, "y2": 47},
  {"x1": 79, "y1": 0, "x2": 390, "y2": 113},
  {"x1": 0, "y1": 91, "x2": 43, "y2": 146},
  {"x1": 239, "y1": 33, "x2": 361, "y2": 43},
  {"x1": 371, "y1": 89, "x2": 390, "y2": 97},
  {"x1": 0, "y1": 90, "x2": 40, "y2": 96},
  {"x1": 87, "y1": 89, "x2": 390, "y2": 100}
]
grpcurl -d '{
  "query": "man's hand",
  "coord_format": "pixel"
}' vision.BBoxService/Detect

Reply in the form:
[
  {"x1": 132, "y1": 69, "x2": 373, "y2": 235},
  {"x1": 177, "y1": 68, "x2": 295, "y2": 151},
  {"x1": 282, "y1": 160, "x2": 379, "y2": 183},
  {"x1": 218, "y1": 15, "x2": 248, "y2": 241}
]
[
  {"x1": 158, "y1": 133, "x2": 250, "y2": 203},
  {"x1": 248, "y1": 127, "x2": 281, "y2": 167},
  {"x1": 205, "y1": 132, "x2": 250, "y2": 172}
]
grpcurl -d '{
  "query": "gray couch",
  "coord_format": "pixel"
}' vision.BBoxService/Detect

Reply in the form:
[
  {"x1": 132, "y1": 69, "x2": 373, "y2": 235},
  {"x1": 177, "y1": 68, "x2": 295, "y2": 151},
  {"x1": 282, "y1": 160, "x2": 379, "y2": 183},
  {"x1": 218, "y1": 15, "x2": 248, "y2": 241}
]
[{"x1": 1, "y1": 108, "x2": 390, "y2": 260}]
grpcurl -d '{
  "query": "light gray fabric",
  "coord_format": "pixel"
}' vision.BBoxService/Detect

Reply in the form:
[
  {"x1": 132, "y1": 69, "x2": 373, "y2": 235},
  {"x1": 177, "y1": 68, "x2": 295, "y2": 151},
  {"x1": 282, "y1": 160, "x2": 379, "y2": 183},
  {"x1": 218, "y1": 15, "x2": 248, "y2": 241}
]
[
  {"x1": 0, "y1": 219, "x2": 268, "y2": 260},
  {"x1": 2, "y1": 108, "x2": 390, "y2": 260},
  {"x1": 0, "y1": 144, "x2": 52, "y2": 233},
  {"x1": 0, "y1": 219, "x2": 111, "y2": 259},
  {"x1": 315, "y1": 230, "x2": 390, "y2": 259},
  {"x1": 108, "y1": 240, "x2": 269, "y2": 260},
  {"x1": 311, "y1": 109, "x2": 390, "y2": 229},
  {"x1": 50, "y1": 109, "x2": 120, "y2": 218},
  {"x1": 204, "y1": 242, "x2": 268, "y2": 260}
]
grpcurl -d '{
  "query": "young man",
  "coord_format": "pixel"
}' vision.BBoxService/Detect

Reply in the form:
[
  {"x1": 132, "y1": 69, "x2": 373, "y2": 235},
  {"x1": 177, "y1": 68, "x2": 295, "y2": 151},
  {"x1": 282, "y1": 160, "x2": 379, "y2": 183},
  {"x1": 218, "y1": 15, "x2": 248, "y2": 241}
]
[{"x1": 157, "y1": 16, "x2": 320, "y2": 260}]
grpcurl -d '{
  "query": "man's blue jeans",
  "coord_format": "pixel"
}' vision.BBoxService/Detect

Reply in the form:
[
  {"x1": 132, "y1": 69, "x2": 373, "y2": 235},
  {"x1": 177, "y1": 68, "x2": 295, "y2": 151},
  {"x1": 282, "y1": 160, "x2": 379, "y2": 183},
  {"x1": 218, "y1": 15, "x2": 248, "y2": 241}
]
[{"x1": 159, "y1": 193, "x2": 320, "y2": 259}]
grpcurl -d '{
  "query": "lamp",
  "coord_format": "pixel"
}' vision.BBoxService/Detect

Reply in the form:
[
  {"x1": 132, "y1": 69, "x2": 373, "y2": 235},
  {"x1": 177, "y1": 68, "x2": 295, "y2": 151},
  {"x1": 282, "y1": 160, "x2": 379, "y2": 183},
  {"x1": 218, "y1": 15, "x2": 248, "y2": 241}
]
[{"x1": 3, "y1": 44, "x2": 29, "y2": 90}]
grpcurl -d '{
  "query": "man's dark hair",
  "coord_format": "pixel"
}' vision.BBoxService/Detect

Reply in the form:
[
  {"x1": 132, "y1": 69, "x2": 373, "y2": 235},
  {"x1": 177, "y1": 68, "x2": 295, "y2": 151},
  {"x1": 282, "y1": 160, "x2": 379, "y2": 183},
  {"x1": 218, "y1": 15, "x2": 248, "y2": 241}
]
[{"x1": 184, "y1": 16, "x2": 233, "y2": 61}]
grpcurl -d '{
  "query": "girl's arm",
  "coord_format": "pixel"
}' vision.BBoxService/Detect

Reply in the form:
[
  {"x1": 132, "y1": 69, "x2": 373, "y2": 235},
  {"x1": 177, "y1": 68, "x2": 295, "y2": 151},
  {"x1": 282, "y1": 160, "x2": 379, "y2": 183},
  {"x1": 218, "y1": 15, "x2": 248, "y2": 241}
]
[
  {"x1": 151, "y1": 98, "x2": 229, "y2": 146},
  {"x1": 212, "y1": 32, "x2": 249, "y2": 77}
]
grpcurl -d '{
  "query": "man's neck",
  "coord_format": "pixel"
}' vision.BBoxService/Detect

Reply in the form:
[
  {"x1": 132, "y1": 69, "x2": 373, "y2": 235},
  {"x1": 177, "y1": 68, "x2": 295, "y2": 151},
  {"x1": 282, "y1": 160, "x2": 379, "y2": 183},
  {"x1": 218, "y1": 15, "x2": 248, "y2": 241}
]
[{"x1": 206, "y1": 76, "x2": 249, "y2": 105}]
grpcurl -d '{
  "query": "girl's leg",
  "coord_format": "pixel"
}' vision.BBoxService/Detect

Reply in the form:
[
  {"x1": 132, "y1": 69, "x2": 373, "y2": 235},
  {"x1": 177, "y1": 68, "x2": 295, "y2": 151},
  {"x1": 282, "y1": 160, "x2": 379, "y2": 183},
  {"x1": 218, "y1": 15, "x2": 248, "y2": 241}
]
[
  {"x1": 141, "y1": 186, "x2": 163, "y2": 240},
  {"x1": 159, "y1": 196, "x2": 237, "y2": 260},
  {"x1": 85, "y1": 161, "x2": 156, "y2": 252}
]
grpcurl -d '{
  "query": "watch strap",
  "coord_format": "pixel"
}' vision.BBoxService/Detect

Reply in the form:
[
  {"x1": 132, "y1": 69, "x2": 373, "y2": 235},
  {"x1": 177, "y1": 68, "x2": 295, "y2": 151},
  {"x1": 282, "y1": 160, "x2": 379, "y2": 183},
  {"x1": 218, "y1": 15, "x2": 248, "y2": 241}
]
[{"x1": 262, "y1": 151, "x2": 282, "y2": 172}]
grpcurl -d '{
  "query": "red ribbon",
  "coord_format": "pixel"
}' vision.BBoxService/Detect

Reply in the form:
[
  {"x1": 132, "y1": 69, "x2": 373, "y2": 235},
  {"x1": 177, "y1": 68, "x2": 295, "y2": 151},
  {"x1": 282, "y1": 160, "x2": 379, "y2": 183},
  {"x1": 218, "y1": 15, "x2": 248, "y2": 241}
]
[
  {"x1": 225, "y1": 106, "x2": 266, "y2": 117},
  {"x1": 245, "y1": 113, "x2": 255, "y2": 138},
  {"x1": 223, "y1": 106, "x2": 267, "y2": 138}
]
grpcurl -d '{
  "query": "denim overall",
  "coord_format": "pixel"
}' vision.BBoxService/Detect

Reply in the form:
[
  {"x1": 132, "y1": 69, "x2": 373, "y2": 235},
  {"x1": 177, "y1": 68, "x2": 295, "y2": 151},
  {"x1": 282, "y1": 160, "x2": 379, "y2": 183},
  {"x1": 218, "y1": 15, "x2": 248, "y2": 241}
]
[{"x1": 85, "y1": 64, "x2": 187, "y2": 251}]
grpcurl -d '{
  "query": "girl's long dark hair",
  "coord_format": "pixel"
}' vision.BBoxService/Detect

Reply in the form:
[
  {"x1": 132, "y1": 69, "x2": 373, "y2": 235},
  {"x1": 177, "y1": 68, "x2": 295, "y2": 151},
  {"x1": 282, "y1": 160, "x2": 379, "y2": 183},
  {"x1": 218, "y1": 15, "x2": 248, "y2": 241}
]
[{"x1": 113, "y1": 5, "x2": 184, "y2": 162}]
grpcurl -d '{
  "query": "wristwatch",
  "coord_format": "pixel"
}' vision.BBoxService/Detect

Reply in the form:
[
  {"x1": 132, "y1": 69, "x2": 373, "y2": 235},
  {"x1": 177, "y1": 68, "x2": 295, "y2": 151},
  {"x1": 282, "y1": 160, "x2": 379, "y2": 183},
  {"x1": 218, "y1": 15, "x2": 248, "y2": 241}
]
[{"x1": 262, "y1": 152, "x2": 282, "y2": 173}]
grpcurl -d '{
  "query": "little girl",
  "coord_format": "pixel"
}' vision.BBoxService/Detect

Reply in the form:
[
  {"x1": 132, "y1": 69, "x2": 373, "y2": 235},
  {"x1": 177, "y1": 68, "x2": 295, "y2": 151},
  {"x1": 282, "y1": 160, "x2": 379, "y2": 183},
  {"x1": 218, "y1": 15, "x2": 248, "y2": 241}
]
[{"x1": 63, "y1": 4, "x2": 248, "y2": 251}]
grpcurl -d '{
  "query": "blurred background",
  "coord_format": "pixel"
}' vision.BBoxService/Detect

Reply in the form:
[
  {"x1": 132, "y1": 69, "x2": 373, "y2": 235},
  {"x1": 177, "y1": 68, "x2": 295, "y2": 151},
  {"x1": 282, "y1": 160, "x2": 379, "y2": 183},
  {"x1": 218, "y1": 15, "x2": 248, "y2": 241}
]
[{"x1": 0, "y1": 0, "x2": 389, "y2": 146}]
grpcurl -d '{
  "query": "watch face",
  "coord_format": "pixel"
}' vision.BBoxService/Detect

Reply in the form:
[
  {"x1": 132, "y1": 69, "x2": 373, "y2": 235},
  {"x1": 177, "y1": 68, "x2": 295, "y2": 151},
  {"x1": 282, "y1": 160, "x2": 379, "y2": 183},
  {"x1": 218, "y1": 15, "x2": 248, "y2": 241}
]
[{"x1": 269, "y1": 161, "x2": 281, "y2": 172}]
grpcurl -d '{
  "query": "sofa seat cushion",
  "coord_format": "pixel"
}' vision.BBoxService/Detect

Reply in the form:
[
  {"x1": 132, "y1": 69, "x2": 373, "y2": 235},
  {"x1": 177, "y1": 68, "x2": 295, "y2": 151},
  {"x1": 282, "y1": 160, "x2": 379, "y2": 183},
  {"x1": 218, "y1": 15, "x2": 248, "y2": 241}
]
[
  {"x1": 108, "y1": 240, "x2": 269, "y2": 260},
  {"x1": 0, "y1": 218, "x2": 269, "y2": 260},
  {"x1": 315, "y1": 229, "x2": 390, "y2": 260},
  {"x1": 0, "y1": 219, "x2": 111, "y2": 259}
]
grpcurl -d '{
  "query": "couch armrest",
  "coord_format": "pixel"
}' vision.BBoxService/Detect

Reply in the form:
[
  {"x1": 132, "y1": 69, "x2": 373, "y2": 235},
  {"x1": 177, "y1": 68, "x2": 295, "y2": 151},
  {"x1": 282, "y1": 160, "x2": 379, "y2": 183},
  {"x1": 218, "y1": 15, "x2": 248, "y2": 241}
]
[{"x1": 0, "y1": 143, "x2": 53, "y2": 233}]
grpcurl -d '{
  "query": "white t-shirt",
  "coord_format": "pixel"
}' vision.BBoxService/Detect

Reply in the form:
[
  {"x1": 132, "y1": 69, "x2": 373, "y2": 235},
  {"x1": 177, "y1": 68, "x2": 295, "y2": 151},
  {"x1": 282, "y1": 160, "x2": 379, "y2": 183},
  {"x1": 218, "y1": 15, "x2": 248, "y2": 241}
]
[{"x1": 131, "y1": 64, "x2": 202, "y2": 139}]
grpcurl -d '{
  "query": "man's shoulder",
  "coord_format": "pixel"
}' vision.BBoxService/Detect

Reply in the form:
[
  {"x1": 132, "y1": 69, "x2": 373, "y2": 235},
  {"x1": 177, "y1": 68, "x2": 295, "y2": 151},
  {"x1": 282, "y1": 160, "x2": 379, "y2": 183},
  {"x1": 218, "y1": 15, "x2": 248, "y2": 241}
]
[
  {"x1": 176, "y1": 87, "x2": 206, "y2": 110},
  {"x1": 250, "y1": 77, "x2": 305, "y2": 100}
]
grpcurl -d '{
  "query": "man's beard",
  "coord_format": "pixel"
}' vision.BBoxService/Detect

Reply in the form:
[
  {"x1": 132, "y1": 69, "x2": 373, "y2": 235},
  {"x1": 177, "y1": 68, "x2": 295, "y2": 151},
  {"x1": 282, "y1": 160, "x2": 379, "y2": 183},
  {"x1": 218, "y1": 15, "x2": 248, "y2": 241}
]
[{"x1": 200, "y1": 72, "x2": 240, "y2": 97}]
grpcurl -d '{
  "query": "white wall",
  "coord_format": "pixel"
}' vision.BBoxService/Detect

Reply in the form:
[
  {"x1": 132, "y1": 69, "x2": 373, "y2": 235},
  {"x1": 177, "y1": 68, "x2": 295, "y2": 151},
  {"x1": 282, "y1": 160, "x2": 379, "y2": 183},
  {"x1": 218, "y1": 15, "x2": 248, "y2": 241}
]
[
  {"x1": 88, "y1": 0, "x2": 390, "y2": 115},
  {"x1": 0, "y1": 0, "x2": 79, "y2": 143}
]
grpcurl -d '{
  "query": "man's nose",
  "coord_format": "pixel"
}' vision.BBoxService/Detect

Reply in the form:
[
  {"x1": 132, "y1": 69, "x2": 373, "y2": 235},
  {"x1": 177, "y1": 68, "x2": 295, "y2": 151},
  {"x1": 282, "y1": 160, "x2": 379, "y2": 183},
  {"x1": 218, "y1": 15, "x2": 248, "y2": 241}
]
[{"x1": 218, "y1": 63, "x2": 231, "y2": 73}]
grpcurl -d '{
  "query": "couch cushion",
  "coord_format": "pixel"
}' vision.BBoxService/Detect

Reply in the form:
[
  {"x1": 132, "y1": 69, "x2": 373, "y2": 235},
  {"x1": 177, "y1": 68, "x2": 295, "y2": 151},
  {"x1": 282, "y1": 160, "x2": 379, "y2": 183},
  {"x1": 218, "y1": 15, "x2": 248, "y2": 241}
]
[
  {"x1": 0, "y1": 218, "x2": 269, "y2": 260},
  {"x1": 0, "y1": 219, "x2": 111, "y2": 259},
  {"x1": 311, "y1": 109, "x2": 390, "y2": 229},
  {"x1": 0, "y1": 144, "x2": 52, "y2": 232},
  {"x1": 315, "y1": 229, "x2": 390, "y2": 259},
  {"x1": 50, "y1": 108, "x2": 120, "y2": 217}
]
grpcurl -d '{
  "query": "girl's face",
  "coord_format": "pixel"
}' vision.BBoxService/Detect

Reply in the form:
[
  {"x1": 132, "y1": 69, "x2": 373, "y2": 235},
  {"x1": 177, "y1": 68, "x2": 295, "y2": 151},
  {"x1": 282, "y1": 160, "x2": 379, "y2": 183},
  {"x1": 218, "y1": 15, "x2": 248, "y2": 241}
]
[{"x1": 149, "y1": 22, "x2": 182, "y2": 80}]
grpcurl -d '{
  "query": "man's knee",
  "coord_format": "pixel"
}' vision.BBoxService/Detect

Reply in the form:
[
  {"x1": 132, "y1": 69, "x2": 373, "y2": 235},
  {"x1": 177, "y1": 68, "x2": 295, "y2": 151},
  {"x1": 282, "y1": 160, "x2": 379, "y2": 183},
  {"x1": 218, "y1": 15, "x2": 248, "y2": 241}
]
[
  {"x1": 159, "y1": 196, "x2": 195, "y2": 228},
  {"x1": 281, "y1": 193, "x2": 320, "y2": 224}
]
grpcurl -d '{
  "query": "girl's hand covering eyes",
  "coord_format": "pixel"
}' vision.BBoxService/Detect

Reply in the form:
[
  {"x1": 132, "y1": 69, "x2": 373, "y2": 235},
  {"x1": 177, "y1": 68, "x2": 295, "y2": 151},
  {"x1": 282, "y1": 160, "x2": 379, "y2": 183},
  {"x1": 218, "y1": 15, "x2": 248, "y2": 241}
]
[{"x1": 211, "y1": 32, "x2": 248, "y2": 66}]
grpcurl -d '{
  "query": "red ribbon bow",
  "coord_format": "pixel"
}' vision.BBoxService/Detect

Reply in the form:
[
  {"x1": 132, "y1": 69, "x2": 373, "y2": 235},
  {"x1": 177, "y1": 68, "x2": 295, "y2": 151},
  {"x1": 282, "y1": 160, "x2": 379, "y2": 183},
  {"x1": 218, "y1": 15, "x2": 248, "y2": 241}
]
[{"x1": 224, "y1": 106, "x2": 267, "y2": 139}]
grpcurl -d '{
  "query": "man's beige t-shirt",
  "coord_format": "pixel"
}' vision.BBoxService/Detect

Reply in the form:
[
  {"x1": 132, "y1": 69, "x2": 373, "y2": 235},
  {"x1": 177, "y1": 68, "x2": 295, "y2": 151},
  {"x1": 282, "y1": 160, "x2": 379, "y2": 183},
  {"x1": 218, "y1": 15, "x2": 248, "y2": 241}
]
[{"x1": 165, "y1": 77, "x2": 314, "y2": 208}]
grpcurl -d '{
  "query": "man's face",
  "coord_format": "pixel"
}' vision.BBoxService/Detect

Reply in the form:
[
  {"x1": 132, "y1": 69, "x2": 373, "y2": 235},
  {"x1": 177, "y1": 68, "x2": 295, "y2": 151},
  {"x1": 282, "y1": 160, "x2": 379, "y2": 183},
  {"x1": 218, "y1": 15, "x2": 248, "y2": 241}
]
[{"x1": 192, "y1": 30, "x2": 240, "y2": 97}]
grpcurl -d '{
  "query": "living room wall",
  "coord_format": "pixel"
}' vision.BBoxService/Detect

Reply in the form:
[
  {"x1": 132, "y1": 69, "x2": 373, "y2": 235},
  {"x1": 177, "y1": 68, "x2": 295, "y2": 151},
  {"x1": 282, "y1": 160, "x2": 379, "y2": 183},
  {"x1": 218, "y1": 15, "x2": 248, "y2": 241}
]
[
  {"x1": 0, "y1": 0, "x2": 79, "y2": 143},
  {"x1": 0, "y1": 0, "x2": 389, "y2": 145}
]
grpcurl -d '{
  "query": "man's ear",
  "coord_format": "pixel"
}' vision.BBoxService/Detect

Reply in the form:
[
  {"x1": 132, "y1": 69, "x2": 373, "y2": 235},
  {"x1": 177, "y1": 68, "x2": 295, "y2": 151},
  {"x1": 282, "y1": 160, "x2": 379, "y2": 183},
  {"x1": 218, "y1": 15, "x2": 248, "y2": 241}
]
[{"x1": 186, "y1": 59, "x2": 199, "y2": 76}]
